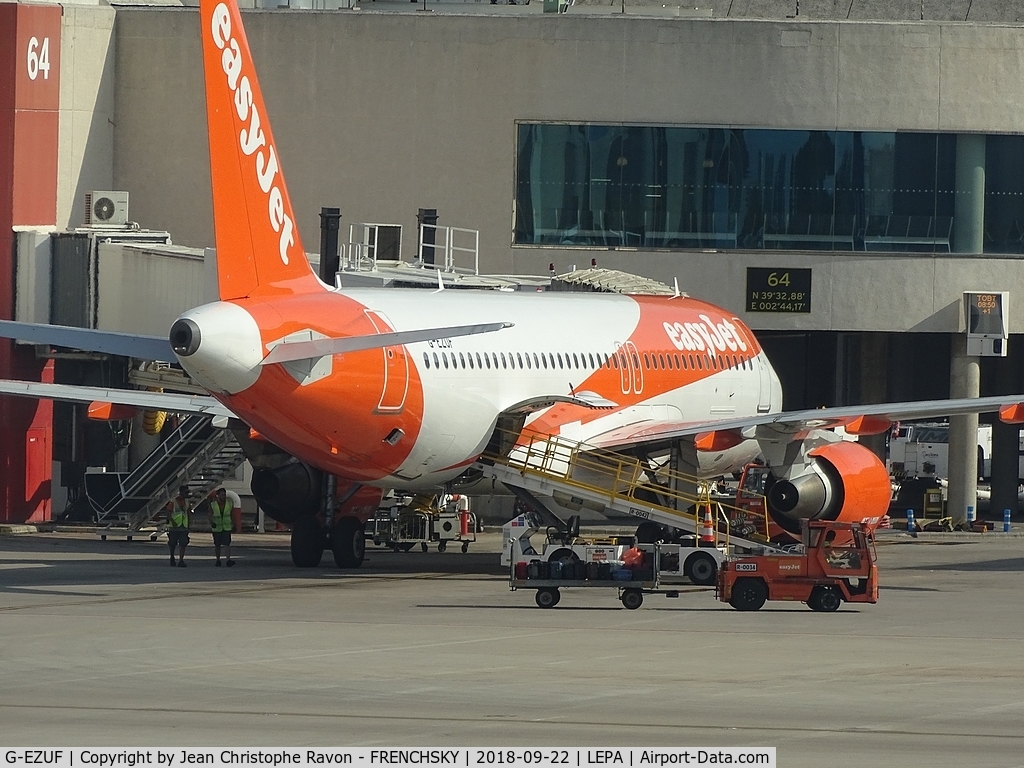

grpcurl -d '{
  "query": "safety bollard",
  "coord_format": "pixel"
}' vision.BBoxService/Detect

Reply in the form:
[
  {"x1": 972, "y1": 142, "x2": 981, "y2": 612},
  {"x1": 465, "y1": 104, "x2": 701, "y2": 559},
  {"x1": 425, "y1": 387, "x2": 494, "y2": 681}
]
[
  {"x1": 967, "y1": 505, "x2": 975, "y2": 525},
  {"x1": 906, "y1": 508, "x2": 915, "y2": 532},
  {"x1": 1004, "y1": 508, "x2": 1012, "y2": 533}
]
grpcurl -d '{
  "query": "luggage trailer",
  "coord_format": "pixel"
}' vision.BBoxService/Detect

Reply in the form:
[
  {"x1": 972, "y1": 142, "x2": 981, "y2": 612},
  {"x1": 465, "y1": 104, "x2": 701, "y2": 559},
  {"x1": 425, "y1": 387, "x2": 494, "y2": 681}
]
[{"x1": 508, "y1": 536, "x2": 725, "y2": 609}]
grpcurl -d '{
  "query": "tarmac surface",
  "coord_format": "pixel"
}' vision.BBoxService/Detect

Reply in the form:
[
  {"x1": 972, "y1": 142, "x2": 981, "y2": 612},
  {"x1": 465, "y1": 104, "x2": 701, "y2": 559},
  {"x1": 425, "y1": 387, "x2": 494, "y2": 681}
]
[{"x1": 1, "y1": 528, "x2": 1023, "y2": 767}]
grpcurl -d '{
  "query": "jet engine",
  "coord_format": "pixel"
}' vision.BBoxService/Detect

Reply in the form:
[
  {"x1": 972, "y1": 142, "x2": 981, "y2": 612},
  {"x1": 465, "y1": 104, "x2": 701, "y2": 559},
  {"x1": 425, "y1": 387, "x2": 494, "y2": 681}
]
[
  {"x1": 250, "y1": 461, "x2": 323, "y2": 524},
  {"x1": 764, "y1": 440, "x2": 891, "y2": 534}
]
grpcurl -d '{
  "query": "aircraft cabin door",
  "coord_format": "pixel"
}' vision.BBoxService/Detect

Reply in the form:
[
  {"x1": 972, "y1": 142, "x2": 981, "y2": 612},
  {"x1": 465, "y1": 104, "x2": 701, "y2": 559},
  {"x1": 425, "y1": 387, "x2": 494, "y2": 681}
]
[
  {"x1": 615, "y1": 343, "x2": 630, "y2": 395},
  {"x1": 624, "y1": 341, "x2": 644, "y2": 395},
  {"x1": 365, "y1": 310, "x2": 409, "y2": 413}
]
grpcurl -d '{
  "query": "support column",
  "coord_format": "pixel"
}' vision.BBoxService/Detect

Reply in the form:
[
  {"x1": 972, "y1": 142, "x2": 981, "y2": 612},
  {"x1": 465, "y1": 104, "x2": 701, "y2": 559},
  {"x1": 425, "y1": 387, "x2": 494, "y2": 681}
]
[
  {"x1": 858, "y1": 332, "x2": 889, "y2": 463},
  {"x1": 948, "y1": 335, "x2": 979, "y2": 526},
  {"x1": 953, "y1": 134, "x2": 986, "y2": 254},
  {"x1": 0, "y1": 3, "x2": 61, "y2": 523},
  {"x1": 947, "y1": 135, "x2": 986, "y2": 527}
]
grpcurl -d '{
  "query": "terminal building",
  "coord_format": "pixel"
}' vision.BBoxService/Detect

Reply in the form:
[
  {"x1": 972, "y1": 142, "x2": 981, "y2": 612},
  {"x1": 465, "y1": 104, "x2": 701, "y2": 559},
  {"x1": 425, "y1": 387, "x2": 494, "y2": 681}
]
[{"x1": 3, "y1": 0, "x2": 1024, "y2": 523}]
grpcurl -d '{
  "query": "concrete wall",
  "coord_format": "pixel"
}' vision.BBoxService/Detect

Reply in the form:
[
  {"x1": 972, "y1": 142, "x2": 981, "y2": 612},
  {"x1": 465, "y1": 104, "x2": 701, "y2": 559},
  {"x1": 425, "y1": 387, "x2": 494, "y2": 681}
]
[
  {"x1": 59, "y1": 4, "x2": 116, "y2": 230},
  {"x1": 107, "y1": 9, "x2": 1024, "y2": 329}
]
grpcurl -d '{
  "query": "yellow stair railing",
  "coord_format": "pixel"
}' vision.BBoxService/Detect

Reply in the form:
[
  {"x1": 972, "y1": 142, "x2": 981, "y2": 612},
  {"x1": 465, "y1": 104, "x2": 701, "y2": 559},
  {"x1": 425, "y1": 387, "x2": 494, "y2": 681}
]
[{"x1": 479, "y1": 428, "x2": 770, "y2": 545}]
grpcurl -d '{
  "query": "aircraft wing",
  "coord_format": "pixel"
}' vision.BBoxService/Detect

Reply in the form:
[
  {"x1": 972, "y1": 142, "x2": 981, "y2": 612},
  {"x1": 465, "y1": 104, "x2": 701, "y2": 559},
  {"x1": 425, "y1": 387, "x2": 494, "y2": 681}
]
[
  {"x1": 0, "y1": 380, "x2": 234, "y2": 418},
  {"x1": 585, "y1": 395, "x2": 1024, "y2": 454},
  {"x1": 0, "y1": 319, "x2": 175, "y2": 362}
]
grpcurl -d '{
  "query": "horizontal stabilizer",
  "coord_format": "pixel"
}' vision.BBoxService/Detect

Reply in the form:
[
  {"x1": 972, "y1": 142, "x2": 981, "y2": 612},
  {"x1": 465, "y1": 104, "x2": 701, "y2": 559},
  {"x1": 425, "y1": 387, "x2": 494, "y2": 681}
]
[
  {"x1": 0, "y1": 380, "x2": 234, "y2": 418},
  {"x1": 0, "y1": 320, "x2": 175, "y2": 363},
  {"x1": 262, "y1": 321, "x2": 514, "y2": 365}
]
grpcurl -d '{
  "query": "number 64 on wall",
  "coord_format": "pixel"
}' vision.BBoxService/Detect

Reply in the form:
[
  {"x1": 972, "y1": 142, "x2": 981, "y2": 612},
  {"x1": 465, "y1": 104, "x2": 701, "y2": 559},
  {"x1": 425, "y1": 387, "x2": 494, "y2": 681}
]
[{"x1": 27, "y1": 36, "x2": 51, "y2": 81}]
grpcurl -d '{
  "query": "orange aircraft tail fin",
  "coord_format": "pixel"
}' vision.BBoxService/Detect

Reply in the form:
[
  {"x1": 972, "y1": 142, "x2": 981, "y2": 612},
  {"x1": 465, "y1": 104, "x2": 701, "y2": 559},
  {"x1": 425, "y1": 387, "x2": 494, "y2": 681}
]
[{"x1": 200, "y1": 0, "x2": 321, "y2": 299}]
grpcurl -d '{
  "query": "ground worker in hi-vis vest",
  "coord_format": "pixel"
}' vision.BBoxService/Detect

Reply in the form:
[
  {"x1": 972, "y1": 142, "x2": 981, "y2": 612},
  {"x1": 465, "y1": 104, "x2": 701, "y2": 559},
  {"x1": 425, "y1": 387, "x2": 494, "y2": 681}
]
[
  {"x1": 165, "y1": 485, "x2": 191, "y2": 568},
  {"x1": 209, "y1": 487, "x2": 236, "y2": 567}
]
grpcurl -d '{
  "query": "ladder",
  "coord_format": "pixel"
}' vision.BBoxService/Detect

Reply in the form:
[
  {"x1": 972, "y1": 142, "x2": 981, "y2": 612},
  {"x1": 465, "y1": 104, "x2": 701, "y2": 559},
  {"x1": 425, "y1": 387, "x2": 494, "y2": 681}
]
[
  {"x1": 475, "y1": 430, "x2": 782, "y2": 553},
  {"x1": 86, "y1": 415, "x2": 245, "y2": 530}
]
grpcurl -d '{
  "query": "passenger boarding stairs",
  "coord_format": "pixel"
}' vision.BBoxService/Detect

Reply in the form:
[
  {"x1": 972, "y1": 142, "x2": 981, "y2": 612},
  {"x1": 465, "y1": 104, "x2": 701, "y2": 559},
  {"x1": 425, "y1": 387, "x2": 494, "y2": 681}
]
[
  {"x1": 475, "y1": 430, "x2": 783, "y2": 554},
  {"x1": 86, "y1": 415, "x2": 245, "y2": 530}
]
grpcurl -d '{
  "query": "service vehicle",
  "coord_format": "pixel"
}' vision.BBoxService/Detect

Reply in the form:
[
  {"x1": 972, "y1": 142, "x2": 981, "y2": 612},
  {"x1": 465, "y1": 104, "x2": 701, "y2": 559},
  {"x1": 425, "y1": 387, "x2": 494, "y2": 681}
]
[
  {"x1": 508, "y1": 521, "x2": 724, "y2": 609},
  {"x1": 369, "y1": 493, "x2": 476, "y2": 553},
  {"x1": 717, "y1": 520, "x2": 878, "y2": 612}
]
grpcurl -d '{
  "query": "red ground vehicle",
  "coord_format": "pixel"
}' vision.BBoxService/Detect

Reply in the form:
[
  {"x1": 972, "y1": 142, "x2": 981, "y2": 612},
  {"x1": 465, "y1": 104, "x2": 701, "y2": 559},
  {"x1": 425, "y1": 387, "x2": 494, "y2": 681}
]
[
  {"x1": 718, "y1": 520, "x2": 878, "y2": 612},
  {"x1": 726, "y1": 464, "x2": 788, "y2": 542}
]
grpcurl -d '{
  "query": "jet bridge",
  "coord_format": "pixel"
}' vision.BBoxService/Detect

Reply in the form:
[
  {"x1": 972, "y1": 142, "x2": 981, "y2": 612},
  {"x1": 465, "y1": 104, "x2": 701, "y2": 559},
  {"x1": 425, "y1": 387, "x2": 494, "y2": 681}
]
[{"x1": 474, "y1": 430, "x2": 785, "y2": 554}]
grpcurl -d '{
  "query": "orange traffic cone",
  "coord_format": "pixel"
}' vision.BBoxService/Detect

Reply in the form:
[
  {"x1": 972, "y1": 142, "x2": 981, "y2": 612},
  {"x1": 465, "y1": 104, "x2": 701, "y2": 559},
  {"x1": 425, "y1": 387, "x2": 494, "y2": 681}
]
[{"x1": 699, "y1": 505, "x2": 715, "y2": 546}]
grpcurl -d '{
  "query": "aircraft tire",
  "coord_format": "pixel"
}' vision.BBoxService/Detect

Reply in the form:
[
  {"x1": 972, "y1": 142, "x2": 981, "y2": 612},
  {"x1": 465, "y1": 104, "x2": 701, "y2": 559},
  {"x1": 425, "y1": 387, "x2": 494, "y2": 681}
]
[
  {"x1": 291, "y1": 517, "x2": 324, "y2": 568},
  {"x1": 332, "y1": 517, "x2": 366, "y2": 568}
]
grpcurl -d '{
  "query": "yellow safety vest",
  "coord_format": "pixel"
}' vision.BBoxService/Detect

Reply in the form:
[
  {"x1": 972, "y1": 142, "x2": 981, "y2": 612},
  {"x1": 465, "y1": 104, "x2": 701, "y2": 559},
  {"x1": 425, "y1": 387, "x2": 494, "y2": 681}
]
[
  {"x1": 210, "y1": 499, "x2": 234, "y2": 532},
  {"x1": 168, "y1": 499, "x2": 190, "y2": 529}
]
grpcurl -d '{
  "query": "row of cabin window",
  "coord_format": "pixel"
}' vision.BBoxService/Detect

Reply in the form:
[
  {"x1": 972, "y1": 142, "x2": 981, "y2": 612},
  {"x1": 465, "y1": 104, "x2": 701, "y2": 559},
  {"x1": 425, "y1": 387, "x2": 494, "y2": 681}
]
[{"x1": 421, "y1": 349, "x2": 753, "y2": 373}]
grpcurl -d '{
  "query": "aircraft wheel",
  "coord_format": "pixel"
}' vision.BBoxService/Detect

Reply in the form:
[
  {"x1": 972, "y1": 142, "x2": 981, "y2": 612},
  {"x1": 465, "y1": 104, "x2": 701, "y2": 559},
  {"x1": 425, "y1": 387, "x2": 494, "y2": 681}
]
[
  {"x1": 332, "y1": 518, "x2": 365, "y2": 568},
  {"x1": 684, "y1": 552, "x2": 718, "y2": 586},
  {"x1": 290, "y1": 517, "x2": 324, "y2": 568},
  {"x1": 438, "y1": 541, "x2": 447, "y2": 553},
  {"x1": 535, "y1": 588, "x2": 560, "y2": 608},
  {"x1": 620, "y1": 589, "x2": 644, "y2": 610},
  {"x1": 461, "y1": 541, "x2": 469, "y2": 553},
  {"x1": 729, "y1": 577, "x2": 767, "y2": 611},
  {"x1": 808, "y1": 585, "x2": 842, "y2": 612},
  {"x1": 420, "y1": 542, "x2": 428, "y2": 553}
]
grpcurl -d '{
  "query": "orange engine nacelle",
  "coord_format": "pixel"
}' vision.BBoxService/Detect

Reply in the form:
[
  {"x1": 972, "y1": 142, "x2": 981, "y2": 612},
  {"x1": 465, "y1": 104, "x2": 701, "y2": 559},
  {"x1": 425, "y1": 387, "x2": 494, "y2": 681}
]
[{"x1": 765, "y1": 440, "x2": 891, "y2": 536}]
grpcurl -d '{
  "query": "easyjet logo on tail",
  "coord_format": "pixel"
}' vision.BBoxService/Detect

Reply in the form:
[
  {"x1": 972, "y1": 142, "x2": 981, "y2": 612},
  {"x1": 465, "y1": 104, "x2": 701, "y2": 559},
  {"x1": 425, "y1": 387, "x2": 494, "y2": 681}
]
[
  {"x1": 210, "y1": 2, "x2": 295, "y2": 266},
  {"x1": 663, "y1": 315, "x2": 749, "y2": 354}
]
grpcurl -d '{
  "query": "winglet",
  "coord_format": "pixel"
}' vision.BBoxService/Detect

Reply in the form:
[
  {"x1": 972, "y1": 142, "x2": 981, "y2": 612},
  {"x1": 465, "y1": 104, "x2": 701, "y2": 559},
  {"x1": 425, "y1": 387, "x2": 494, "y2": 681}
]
[{"x1": 201, "y1": 0, "x2": 320, "y2": 299}]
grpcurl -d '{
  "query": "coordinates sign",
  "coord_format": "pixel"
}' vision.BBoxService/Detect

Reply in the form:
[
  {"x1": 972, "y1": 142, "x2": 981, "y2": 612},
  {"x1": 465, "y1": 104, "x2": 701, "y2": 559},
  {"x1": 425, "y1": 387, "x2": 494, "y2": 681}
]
[{"x1": 746, "y1": 268, "x2": 811, "y2": 314}]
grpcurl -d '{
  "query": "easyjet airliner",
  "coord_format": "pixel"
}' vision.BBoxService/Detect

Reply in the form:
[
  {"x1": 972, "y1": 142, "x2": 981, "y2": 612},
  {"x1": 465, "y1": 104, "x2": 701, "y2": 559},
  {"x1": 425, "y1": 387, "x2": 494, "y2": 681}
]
[{"x1": 2, "y1": 0, "x2": 1023, "y2": 569}]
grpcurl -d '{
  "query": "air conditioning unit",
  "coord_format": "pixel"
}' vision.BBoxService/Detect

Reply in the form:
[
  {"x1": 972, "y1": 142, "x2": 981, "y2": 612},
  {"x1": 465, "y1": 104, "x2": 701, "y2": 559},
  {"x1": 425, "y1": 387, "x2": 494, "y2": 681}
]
[{"x1": 85, "y1": 190, "x2": 130, "y2": 227}]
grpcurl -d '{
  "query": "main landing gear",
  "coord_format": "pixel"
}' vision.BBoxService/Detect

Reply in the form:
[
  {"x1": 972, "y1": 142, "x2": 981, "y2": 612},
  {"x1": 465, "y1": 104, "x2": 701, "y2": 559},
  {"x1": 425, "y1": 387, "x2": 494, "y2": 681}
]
[{"x1": 290, "y1": 516, "x2": 366, "y2": 569}]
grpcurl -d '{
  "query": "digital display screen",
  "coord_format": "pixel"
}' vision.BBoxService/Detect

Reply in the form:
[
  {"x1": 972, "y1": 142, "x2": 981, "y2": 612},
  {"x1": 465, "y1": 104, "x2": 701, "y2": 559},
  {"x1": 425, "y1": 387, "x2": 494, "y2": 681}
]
[{"x1": 967, "y1": 293, "x2": 1004, "y2": 336}]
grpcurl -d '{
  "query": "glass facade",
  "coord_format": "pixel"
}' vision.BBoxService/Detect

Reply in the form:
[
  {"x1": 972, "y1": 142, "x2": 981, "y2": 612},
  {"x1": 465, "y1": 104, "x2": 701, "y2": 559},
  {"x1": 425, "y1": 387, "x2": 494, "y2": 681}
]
[{"x1": 514, "y1": 124, "x2": 1024, "y2": 254}]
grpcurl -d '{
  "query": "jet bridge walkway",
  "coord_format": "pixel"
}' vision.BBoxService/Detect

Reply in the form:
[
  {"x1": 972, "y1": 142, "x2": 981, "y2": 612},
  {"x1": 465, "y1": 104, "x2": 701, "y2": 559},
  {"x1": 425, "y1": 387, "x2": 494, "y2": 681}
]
[
  {"x1": 85, "y1": 414, "x2": 245, "y2": 531},
  {"x1": 474, "y1": 430, "x2": 783, "y2": 554}
]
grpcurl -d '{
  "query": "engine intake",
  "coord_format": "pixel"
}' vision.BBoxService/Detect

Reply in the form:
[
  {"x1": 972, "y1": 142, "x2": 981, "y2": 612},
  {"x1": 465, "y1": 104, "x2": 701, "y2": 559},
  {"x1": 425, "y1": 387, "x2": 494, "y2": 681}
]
[
  {"x1": 766, "y1": 441, "x2": 890, "y2": 534},
  {"x1": 251, "y1": 462, "x2": 322, "y2": 524}
]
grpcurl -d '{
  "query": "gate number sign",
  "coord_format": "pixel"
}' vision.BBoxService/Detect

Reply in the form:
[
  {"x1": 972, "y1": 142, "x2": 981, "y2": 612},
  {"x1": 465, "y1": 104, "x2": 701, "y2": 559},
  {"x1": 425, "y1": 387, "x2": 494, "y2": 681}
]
[{"x1": 746, "y1": 268, "x2": 811, "y2": 313}]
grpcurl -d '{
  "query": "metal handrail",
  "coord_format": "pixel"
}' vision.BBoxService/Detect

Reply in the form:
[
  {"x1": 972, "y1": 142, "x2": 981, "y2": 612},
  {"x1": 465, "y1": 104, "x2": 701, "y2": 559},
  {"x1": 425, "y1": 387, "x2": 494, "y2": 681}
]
[{"x1": 481, "y1": 428, "x2": 769, "y2": 540}]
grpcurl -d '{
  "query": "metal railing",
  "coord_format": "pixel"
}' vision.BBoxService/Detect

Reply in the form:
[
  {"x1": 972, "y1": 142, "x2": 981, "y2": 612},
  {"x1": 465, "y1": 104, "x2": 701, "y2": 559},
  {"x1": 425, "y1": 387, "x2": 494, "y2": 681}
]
[
  {"x1": 418, "y1": 224, "x2": 480, "y2": 274},
  {"x1": 90, "y1": 415, "x2": 245, "y2": 530},
  {"x1": 480, "y1": 428, "x2": 772, "y2": 546}
]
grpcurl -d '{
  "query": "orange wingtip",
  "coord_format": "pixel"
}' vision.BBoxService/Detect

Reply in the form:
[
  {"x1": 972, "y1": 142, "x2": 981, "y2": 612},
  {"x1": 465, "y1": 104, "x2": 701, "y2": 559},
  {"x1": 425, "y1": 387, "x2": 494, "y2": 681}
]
[
  {"x1": 999, "y1": 404, "x2": 1024, "y2": 424},
  {"x1": 695, "y1": 430, "x2": 744, "y2": 452},
  {"x1": 87, "y1": 402, "x2": 139, "y2": 421},
  {"x1": 842, "y1": 415, "x2": 892, "y2": 436}
]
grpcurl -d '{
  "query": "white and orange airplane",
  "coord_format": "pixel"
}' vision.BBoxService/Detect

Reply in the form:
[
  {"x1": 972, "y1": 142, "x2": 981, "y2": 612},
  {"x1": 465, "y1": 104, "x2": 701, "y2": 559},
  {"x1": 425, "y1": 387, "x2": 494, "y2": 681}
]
[{"x1": 2, "y1": 0, "x2": 1023, "y2": 567}]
